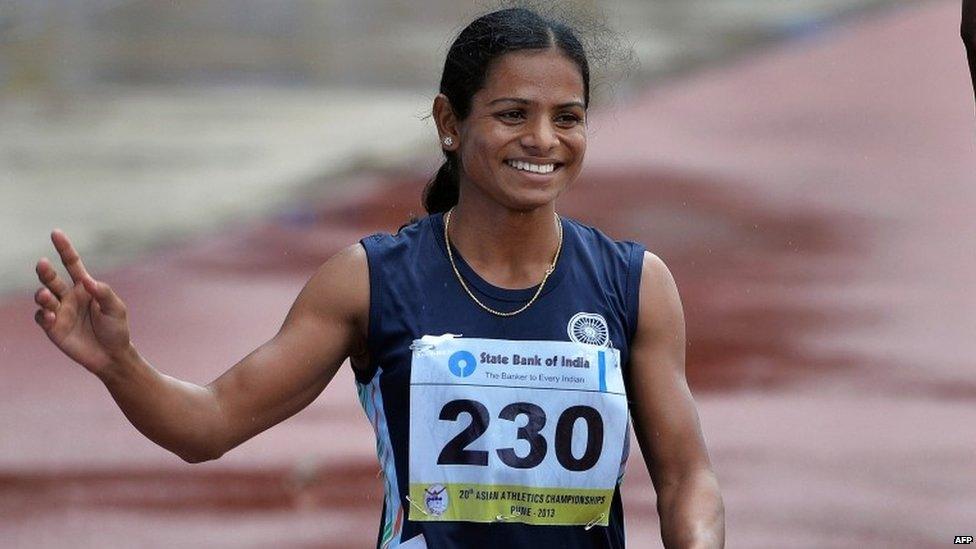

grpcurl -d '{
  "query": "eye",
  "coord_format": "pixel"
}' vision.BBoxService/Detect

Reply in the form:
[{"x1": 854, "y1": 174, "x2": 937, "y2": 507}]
[
  {"x1": 497, "y1": 110, "x2": 526, "y2": 122},
  {"x1": 555, "y1": 113, "x2": 583, "y2": 127}
]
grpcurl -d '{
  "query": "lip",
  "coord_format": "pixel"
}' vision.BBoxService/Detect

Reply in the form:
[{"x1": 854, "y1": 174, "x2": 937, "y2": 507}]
[{"x1": 507, "y1": 157, "x2": 563, "y2": 165}]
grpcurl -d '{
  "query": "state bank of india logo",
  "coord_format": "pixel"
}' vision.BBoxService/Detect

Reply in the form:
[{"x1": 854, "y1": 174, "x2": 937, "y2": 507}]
[
  {"x1": 568, "y1": 312, "x2": 611, "y2": 347},
  {"x1": 447, "y1": 350, "x2": 477, "y2": 377},
  {"x1": 424, "y1": 484, "x2": 449, "y2": 516}
]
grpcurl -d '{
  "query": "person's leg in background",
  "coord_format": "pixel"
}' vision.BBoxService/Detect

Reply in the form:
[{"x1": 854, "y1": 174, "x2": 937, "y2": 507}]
[{"x1": 963, "y1": 0, "x2": 976, "y2": 107}]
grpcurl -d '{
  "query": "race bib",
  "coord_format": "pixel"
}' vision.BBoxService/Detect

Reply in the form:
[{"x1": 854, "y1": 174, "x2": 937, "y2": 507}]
[{"x1": 407, "y1": 334, "x2": 628, "y2": 527}]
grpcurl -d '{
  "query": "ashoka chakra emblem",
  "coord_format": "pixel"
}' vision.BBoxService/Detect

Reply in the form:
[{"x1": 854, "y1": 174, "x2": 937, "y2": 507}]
[{"x1": 567, "y1": 312, "x2": 610, "y2": 346}]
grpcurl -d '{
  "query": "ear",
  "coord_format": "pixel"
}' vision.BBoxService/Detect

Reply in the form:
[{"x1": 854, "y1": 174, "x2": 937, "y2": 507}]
[{"x1": 432, "y1": 93, "x2": 460, "y2": 152}]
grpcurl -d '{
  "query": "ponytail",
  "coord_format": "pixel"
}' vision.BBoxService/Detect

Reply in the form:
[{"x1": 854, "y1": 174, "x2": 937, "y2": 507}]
[{"x1": 423, "y1": 153, "x2": 460, "y2": 214}]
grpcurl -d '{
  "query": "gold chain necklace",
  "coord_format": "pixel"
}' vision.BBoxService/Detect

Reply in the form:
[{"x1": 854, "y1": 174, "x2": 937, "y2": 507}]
[{"x1": 444, "y1": 208, "x2": 563, "y2": 317}]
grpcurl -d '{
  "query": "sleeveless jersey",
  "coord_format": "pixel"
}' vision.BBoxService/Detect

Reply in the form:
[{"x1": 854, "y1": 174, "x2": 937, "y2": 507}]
[{"x1": 356, "y1": 212, "x2": 645, "y2": 548}]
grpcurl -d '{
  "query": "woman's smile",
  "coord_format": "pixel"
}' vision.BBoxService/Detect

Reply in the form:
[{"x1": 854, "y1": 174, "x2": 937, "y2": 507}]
[
  {"x1": 445, "y1": 48, "x2": 587, "y2": 209},
  {"x1": 504, "y1": 158, "x2": 565, "y2": 182}
]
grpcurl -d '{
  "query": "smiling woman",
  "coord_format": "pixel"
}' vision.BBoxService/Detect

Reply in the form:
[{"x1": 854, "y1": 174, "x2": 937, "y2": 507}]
[
  {"x1": 423, "y1": 7, "x2": 593, "y2": 216},
  {"x1": 31, "y1": 5, "x2": 723, "y2": 549},
  {"x1": 360, "y1": 7, "x2": 724, "y2": 548},
  {"x1": 434, "y1": 48, "x2": 586, "y2": 214}
]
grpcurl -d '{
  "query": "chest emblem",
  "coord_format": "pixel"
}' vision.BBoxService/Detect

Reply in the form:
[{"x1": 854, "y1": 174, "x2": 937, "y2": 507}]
[{"x1": 567, "y1": 312, "x2": 611, "y2": 347}]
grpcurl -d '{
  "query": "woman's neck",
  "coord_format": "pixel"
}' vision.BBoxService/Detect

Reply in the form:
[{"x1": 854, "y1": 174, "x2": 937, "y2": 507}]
[{"x1": 447, "y1": 197, "x2": 561, "y2": 290}]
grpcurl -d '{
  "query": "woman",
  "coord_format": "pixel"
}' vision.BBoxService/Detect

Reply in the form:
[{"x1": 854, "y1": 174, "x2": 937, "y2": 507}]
[{"x1": 32, "y1": 7, "x2": 724, "y2": 549}]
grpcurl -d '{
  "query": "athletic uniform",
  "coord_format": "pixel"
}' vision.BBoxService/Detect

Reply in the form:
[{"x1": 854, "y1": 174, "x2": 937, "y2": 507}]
[{"x1": 356, "y1": 212, "x2": 645, "y2": 548}]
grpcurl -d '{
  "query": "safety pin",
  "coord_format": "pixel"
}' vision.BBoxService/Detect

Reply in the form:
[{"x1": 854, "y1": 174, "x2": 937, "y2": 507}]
[
  {"x1": 584, "y1": 512, "x2": 606, "y2": 530},
  {"x1": 404, "y1": 496, "x2": 429, "y2": 516},
  {"x1": 493, "y1": 511, "x2": 522, "y2": 522}
]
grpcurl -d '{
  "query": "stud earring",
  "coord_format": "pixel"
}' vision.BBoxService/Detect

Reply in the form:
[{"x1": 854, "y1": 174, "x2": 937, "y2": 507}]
[{"x1": 442, "y1": 136, "x2": 454, "y2": 147}]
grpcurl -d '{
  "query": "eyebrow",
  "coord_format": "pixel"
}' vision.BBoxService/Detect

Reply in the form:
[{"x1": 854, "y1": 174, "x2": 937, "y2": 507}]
[{"x1": 488, "y1": 97, "x2": 585, "y2": 109}]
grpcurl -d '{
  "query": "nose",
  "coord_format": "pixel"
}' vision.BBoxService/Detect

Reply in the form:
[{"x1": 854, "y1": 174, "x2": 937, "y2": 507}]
[{"x1": 519, "y1": 117, "x2": 559, "y2": 153}]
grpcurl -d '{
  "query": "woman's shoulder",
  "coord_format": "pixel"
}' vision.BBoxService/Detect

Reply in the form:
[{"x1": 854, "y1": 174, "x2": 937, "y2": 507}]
[
  {"x1": 284, "y1": 242, "x2": 370, "y2": 359},
  {"x1": 562, "y1": 215, "x2": 646, "y2": 263},
  {"x1": 356, "y1": 215, "x2": 444, "y2": 294},
  {"x1": 359, "y1": 214, "x2": 436, "y2": 251},
  {"x1": 304, "y1": 243, "x2": 370, "y2": 309}
]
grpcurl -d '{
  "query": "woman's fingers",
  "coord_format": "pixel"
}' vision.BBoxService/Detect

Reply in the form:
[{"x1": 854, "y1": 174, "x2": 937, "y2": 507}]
[
  {"x1": 35, "y1": 257, "x2": 71, "y2": 298},
  {"x1": 34, "y1": 287, "x2": 60, "y2": 312},
  {"x1": 34, "y1": 309, "x2": 55, "y2": 330},
  {"x1": 51, "y1": 229, "x2": 91, "y2": 285},
  {"x1": 82, "y1": 276, "x2": 126, "y2": 317}
]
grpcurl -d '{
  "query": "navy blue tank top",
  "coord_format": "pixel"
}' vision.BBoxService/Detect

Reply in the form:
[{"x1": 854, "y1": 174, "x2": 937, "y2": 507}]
[{"x1": 356, "y1": 212, "x2": 645, "y2": 548}]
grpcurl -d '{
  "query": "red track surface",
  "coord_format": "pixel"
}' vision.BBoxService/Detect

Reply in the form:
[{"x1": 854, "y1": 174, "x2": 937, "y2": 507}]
[{"x1": 2, "y1": 2, "x2": 974, "y2": 547}]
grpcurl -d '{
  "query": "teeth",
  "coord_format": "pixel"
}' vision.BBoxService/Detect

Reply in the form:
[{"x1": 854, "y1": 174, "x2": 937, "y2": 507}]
[{"x1": 507, "y1": 160, "x2": 556, "y2": 174}]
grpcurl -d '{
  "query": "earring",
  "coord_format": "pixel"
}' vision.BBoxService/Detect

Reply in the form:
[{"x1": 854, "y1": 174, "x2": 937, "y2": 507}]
[{"x1": 442, "y1": 136, "x2": 454, "y2": 147}]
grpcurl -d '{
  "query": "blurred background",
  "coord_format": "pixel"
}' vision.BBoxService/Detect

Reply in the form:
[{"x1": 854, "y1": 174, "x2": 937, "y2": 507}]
[
  {"x1": 1, "y1": 0, "x2": 974, "y2": 547},
  {"x1": 0, "y1": 0, "x2": 907, "y2": 294}
]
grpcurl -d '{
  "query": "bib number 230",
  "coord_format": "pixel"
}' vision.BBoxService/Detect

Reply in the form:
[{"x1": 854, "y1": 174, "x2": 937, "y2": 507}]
[{"x1": 436, "y1": 399, "x2": 604, "y2": 472}]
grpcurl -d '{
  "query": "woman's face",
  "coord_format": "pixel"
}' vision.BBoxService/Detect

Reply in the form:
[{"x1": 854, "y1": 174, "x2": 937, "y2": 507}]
[{"x1": 453, "y1": 48, "x2": 587, "y2": 212}]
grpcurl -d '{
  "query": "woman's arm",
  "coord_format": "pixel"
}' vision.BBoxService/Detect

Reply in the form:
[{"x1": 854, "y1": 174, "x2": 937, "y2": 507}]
[
  {"x1": 34, "y1": 231, "x2": 368, "y2": 463},
  {"x1": 627, "y1": 252, "x2": 725, "y2": 548},
  {"x1": 201, "y1": 243, "x2": 369, "y2": 460}
]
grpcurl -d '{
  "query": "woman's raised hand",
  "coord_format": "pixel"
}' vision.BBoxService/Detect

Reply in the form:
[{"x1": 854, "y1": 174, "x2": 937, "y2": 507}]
[{"x1": 33, "y1": 230, "x2": 133, "y2": 378}]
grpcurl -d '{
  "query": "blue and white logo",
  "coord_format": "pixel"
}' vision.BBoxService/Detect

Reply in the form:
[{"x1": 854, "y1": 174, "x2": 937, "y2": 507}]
[
  {"x1": 447, "y1": 350, "x2": 478, "y2": 377},
  {"x1": 424, "y1": 484, "x2": 449, "y2": 516},
  {"x1": 568, "y1": 312, "x2": 611, "y2": 347}
]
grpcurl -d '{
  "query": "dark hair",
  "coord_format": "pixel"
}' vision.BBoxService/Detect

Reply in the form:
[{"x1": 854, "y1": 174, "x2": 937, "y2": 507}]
[{"x1": 422, "y1": 7, "x2": 591, "y2": 214}]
